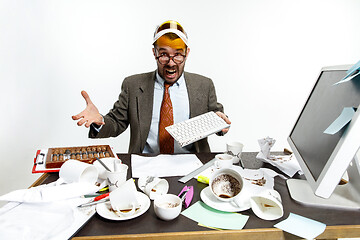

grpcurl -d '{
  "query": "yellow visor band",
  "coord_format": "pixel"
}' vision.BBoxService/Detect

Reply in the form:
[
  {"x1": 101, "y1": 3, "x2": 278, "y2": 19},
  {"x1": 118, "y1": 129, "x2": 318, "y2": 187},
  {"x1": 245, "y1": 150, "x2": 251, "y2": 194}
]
[{"x1": 155, "y1": 35, "x2": 186, "y2": 50}]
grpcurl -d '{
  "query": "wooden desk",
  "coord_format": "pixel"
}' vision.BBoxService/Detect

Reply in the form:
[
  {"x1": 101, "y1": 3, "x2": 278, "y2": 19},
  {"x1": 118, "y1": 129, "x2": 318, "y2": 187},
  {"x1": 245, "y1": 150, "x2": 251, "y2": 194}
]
[{"x1": 33, "y1": 153, "x2": 360, "y2": 240}]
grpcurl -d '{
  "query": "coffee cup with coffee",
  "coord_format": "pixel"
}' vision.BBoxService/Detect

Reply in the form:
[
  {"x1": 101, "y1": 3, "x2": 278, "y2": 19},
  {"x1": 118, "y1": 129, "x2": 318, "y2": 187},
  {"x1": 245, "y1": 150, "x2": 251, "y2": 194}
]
[
  {"x1": 226, "y1": 141, "x2": 244, "y2": 164},
  {"x1": 209, "y1": 168, "x2": 249, "y2": 207},
  {"x1": 250, "y1": 189, "x2": 284, "y2": 220},
  {"x1": 214, "y1": 153, "x2": 234, "y2": 169},
  {"x1": 153, "y1": 194, "x2": 182, "y2": 221},
  {"x1": 106, "y1": 163, "x2": 128, "y2": 192},
  {"x1": 109, "y1": 178, "x2": 140, "y2": 217},
  {"x1": 138, "y1": 176, "x2": 169, "y2": 200}
]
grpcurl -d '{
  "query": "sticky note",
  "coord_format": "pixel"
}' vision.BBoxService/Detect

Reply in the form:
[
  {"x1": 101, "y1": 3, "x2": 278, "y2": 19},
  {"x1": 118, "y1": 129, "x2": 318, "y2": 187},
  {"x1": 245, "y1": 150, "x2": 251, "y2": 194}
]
[
  {"x1": 274, "y1": 213, "x2": 326, "y2": 240},
  {"x1": 181, "y1": 201, "x2": 249, "y2": 230},
  {"x1": 324, "y1": 107, "x2": 355, "y2": 135},
  {"x1": 334, "y1": 60, "x2": 360, "y2": 85}
]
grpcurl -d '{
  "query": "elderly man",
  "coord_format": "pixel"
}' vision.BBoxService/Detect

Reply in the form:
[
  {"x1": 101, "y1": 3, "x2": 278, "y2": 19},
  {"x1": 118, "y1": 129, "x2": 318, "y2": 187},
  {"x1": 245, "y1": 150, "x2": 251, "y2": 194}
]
[{"x1": 72, "y1": 20, "x2": 231, "y2": 154}]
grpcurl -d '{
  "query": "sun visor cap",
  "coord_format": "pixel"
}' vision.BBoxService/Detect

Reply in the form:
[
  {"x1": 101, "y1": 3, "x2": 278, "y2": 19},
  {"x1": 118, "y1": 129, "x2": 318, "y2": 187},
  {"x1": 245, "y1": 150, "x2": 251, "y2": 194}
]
[{"x1": 153, "y1": 21, "x2": 188, "y2": 47}]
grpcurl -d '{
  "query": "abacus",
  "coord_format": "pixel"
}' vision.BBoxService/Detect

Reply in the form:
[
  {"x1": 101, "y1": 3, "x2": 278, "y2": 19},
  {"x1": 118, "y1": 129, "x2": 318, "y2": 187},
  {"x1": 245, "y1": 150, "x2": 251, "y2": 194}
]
[{"x1": 45, "y1": 145, "x2": 115, "y2": 168}]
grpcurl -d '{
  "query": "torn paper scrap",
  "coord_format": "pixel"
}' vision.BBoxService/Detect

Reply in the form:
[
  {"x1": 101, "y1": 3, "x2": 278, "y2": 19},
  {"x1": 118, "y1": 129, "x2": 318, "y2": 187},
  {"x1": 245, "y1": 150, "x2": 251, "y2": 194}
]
[
  {"x1": 257, "y1": 137, "x2": 276, "y2": 159},
  {"x1": 256, "y1": 137, "x2": 302, "y2": 177}
]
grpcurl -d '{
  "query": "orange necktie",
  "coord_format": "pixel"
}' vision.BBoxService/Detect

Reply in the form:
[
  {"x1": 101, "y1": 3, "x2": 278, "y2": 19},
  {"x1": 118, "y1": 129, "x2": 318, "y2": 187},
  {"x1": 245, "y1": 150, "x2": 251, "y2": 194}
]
[{"x1": 159, "y1": 82, "x2": 174, "y2": 154}]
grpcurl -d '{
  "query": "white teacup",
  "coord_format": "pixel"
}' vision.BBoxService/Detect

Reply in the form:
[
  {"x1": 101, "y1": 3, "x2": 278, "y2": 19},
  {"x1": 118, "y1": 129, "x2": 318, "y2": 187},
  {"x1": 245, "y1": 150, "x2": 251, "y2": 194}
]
[
  {"x1": 226, "y1": 141, "x2": 244, "y2": 164},
  {"x1": 93, "y1": 157, "x2": 122, "y2": 180},
  {"x1": 250, "y1": 189, "x2": 284, "y2": 220},
  {"x1": 138, "y1": 176, "x2": 169, "y2": 200},
  {"x1": 154, "y1": 194, "x2": 182, "y2": 221},
  {"x1": 209, "y1": 168, "x2": 249, "y2": 207},
  {"x1": 106, "y1": 164, "x2": 128, "y2": 192},
  {"x1": 109, "y1": 179, "x2": 139, "y2": 217},
  {"x1": 57, "y1": 160, "x2": 98, "y2": 185},
  {"x1": 214, "y1": 153, "x2": 234, "y2": 169}
]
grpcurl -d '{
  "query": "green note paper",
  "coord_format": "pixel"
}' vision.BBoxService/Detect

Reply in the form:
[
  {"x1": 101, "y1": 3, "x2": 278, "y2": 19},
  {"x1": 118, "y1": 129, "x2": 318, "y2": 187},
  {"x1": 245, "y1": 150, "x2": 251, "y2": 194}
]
[{"x1": 181, "y1": 201, "x2": 249, "y2": 230}]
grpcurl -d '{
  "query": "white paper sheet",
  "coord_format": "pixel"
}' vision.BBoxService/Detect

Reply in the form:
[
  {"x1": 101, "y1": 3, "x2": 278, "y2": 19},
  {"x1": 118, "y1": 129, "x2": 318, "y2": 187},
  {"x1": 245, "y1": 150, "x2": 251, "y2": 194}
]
[
  {"x1": 0, "y1": 182, "x2": 100, "y2": 203},
  {"x1": 131, "y1": 154, "x2": 203, "y2": 178},
  {"x1": 0, "y1": 197, "x2": 95, "y2": 240},
  {"x1": 258, "y1": 154, "x2": 302, "y2": 177},
  {"x1": 274, "y1": 213, "x2": 326, "y2": 240}
]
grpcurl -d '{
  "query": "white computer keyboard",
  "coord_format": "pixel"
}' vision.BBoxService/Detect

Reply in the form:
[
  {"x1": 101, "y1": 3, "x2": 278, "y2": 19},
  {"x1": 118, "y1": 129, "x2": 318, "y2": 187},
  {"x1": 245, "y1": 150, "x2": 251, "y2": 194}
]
[{"x1": 166, "y1": 111, "x2": 230, "y2": 147}]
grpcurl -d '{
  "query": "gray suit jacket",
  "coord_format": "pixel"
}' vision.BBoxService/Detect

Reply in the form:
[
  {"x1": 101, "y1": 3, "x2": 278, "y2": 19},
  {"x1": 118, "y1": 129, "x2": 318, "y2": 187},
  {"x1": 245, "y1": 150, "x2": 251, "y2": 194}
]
[{"x1": 89, "y1": 71, "x2": 224, "y2": 153}]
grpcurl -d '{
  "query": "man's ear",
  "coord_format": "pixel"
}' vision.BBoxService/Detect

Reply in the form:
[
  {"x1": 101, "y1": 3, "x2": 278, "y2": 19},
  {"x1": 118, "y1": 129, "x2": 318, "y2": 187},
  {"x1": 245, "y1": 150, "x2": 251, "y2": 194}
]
[
  {"x1": 152, "y1": 48, "x2": 156, "y2": 57},
  {"x1": 186, "y1": 47, "x2": 190, "y2": 57}
]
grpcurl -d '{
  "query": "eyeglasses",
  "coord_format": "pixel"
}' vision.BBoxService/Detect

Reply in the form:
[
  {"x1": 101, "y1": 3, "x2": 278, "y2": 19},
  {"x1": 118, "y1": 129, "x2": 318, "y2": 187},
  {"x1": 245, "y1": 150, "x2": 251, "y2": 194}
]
[{"x1": 155, "y1": 52, "x2": 186, "y2": 65}]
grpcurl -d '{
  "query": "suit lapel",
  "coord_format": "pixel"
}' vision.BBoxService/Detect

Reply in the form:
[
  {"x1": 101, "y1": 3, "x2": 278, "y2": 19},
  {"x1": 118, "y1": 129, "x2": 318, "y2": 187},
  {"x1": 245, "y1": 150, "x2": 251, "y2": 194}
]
[
  {"x1": 137, "y1": 71, "x2": 156, "y2": 149},
  {"x1": 185, "y1": 72, "x2": 203, "y2": 118}
]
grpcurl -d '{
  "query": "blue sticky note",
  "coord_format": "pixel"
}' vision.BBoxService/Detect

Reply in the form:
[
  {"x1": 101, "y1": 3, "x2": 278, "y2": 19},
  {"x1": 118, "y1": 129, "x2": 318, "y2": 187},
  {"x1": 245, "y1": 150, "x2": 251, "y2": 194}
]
[
  {"x1": 334, "y1": 60, "x2": 360, "y2": 85},
  {"x1": 324, "y1": 107, "x2": 355, "y2": 135},
  {"x1": 274, "y1": 213, "x2": 326, "y2": 240},
  {"x1": 181, "y1": 201, "x2": 249, "y2": 230},
  {"x1": 345, "y1": 60, "x2": 360, "y2": 78}
]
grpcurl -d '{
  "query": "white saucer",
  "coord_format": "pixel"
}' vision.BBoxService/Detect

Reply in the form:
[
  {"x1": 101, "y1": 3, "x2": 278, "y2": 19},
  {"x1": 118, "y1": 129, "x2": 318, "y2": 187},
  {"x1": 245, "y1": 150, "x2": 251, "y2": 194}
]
[
  {"x1": 96, "y1": 191, "x2": 150, "y2": 221},
  {"x1": 200, "y1": 186, "x2": 251, "y2": 212}
]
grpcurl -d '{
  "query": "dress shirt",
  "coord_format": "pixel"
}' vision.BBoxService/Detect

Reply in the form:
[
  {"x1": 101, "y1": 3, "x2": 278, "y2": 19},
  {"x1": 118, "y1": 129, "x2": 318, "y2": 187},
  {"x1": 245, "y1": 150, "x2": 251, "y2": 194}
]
[{"x1": 142, "y1": 72, "x2": 193, "y2": 153}]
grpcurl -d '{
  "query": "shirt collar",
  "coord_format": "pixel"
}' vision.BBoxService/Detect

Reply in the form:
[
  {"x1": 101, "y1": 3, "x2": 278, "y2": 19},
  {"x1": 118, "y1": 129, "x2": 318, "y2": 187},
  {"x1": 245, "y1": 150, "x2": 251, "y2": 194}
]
[{"x1": 155, "y1": 71, "x2": 184, "y2": 87}]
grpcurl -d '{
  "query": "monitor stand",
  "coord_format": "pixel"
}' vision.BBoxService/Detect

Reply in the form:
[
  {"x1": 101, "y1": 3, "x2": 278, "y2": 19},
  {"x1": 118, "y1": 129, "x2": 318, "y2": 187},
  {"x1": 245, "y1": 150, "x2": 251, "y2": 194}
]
[{"x1": 287, "y1": 157, "x2": 360, "y2": 210}]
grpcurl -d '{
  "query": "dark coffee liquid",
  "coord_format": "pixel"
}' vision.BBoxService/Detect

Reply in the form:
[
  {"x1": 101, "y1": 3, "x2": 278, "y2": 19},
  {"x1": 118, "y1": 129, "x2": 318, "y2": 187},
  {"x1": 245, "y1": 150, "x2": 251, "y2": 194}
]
[{"x1": 219, "y1": 194, "x2": 232, "y2": 198}]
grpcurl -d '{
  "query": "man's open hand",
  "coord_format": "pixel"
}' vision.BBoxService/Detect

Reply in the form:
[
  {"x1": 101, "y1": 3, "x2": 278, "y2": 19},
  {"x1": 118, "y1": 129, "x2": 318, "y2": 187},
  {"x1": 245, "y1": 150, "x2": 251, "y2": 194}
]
[{"x1": 72, "y1": 90, "x2": 105, "y2": 128}]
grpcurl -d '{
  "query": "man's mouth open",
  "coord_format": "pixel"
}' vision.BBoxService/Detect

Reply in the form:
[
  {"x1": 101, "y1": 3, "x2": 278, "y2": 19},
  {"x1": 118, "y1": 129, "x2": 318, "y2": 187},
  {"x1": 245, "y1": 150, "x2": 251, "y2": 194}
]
[{"x1": 165, "y1": 69, "x2": 177, "y2": 78}]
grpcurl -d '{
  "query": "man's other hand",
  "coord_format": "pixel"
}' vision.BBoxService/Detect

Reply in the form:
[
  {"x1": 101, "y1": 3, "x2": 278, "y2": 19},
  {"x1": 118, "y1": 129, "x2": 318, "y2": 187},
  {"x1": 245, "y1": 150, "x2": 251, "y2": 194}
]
[{"x1": 216, "y1": 111, "x2": 231, "y2": 134}]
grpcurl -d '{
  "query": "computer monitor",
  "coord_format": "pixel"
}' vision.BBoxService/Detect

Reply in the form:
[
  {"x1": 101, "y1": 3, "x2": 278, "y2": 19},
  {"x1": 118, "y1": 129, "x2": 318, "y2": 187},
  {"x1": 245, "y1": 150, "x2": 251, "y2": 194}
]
[{"x1": 287, "y1": 65, "x2": 360, "y2": 209}]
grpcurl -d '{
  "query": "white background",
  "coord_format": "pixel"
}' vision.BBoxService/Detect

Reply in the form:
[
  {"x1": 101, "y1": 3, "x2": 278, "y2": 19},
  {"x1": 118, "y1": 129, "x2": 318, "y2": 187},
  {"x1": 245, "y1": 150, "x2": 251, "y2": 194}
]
[{"x1": 1, "y1": 0, "x2": 360, "y2": 203}]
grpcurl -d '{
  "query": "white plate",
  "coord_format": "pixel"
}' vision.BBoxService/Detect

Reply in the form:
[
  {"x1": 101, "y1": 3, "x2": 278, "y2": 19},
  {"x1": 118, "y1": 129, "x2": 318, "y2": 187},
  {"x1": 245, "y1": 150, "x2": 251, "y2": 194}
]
[
  {"x1": 96, "y1": 192, "x2": 150, "y2": 221},
  {"x1": 200, "y1": 186, "x2": 251, "y2": 212}
]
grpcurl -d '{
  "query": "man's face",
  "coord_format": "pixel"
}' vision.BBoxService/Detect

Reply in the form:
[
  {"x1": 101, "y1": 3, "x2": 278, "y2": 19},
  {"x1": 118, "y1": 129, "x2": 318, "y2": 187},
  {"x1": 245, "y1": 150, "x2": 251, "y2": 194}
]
[{"x1": 153, "y1": 45, "x2": 190, "y2": 84}]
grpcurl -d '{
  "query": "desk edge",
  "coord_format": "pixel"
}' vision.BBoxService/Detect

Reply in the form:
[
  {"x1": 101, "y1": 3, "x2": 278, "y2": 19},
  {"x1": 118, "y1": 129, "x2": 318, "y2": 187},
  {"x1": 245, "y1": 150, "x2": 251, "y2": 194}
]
[{"x1": 71, "y1": 225, "x2": 360, "y2": 240}]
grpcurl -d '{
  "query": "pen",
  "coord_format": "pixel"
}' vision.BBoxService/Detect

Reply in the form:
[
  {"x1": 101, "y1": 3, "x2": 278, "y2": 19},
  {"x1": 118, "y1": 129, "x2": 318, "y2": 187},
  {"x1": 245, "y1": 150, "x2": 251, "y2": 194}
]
[
  {"x1": 97, "y1": 186, "x2": 109, "y2": 193},
  {"x1": 77, "y1": 198, "x2": 109, "y2": 208},
  {"x1": 96, "y1": 157, "x2": 112, "y2": 172},
  {"x1": 94, "y1": 192, "x2": 110, "y2": 201},
  {"x1": 83, "y1": 194, "x2": 101, "y2": 198}
]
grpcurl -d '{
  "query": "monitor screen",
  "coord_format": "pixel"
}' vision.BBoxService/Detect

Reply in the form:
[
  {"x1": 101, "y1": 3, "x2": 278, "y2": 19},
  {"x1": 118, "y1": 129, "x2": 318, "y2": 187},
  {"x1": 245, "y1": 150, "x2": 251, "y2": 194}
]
[{"x1": 289, "y1": 68, "x2": 360, "y2": 181}]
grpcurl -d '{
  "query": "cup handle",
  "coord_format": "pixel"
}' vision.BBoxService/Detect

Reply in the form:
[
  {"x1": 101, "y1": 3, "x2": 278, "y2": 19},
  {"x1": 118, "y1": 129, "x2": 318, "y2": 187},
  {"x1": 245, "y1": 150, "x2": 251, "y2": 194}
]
[
  {"x1": 232, "y1": 197, "x2": 244, "y2": 208},
  {"x1": 214, "y1": 160, "x2": 220, "y2": 168},
  {"x1": 114, "y1": 159, "x2": 122, "y2": 172},
  {"x1": 55, "y1": 178, "x2": 66, "y2": 186},
  {"x1": 232, "y1": 190, "x2": 250, "y2": 208},
  {"x1": 114, "y1": 202, "x2": 136, "y2": 217}
]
